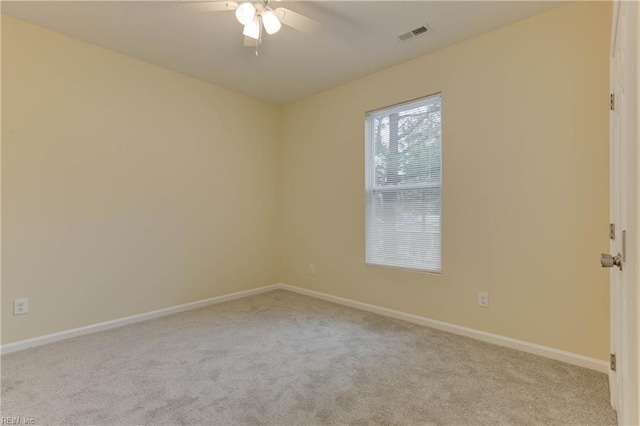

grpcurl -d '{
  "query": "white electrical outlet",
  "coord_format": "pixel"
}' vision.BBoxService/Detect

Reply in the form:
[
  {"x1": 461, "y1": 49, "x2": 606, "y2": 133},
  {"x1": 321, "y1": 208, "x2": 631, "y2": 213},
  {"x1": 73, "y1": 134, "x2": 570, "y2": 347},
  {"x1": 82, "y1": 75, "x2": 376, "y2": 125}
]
[
  {"x1": 308, "y1": 264, "x2": 315, "y2": 275},
  {"x1": 478, "y1": 292, "x2": 489, "y2": 308},
  {"x1": 14, "y1": 298, "x2": 29, "y2": 315}
]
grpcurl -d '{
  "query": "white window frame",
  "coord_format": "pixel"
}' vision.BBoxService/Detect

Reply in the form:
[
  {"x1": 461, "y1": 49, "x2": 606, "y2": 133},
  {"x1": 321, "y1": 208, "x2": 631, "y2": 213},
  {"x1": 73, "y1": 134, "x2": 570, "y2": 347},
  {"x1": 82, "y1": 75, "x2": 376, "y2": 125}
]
[{"x1": 365, "y1": 93, "x2": 442, "y2": 273}]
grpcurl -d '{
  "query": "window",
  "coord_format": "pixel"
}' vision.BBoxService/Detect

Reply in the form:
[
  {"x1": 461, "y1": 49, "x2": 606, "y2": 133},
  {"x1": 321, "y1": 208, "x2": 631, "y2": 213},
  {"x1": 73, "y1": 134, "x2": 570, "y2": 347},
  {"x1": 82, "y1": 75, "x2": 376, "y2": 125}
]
[{"x1": 365, "y1": 94, "x2": 442, "y2": 272}]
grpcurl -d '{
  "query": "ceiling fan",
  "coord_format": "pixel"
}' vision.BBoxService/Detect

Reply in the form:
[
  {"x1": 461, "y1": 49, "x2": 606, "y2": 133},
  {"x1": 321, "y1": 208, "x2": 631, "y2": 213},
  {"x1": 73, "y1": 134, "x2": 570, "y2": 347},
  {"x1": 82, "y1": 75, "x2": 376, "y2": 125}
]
[{"x1": 180, "y1": 0, "x2": 321, "y2": 47}]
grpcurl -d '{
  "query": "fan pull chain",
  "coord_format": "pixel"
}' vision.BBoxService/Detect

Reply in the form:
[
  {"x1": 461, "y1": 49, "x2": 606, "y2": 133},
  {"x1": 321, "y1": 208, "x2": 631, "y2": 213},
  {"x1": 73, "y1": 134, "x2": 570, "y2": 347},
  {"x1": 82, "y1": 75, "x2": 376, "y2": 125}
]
[
  {"x1": 255, "y1": 17, "x2": 262, "y2": 56},
  {"x1": 255, "y1": 27, "x2": 261, "y2": 56}
]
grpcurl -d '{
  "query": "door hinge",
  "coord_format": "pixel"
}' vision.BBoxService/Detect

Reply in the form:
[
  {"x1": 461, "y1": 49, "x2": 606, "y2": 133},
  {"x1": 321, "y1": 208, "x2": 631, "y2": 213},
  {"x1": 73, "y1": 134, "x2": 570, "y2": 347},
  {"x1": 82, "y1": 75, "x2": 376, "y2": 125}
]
[
  {"x1": 610, "y1": 353, "x2": 616, "y2": 371},
  {"x1": 610, "y1": 93, "x2": 615, "y2": 110},
  {"x1": 610, "y1": 223, "x2": 615, "y2": 240}
]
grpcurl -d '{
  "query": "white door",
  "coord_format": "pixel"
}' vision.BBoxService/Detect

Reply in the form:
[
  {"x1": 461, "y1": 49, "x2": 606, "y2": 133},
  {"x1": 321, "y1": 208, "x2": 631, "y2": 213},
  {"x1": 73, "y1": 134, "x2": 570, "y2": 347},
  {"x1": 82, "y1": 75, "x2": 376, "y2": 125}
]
[{"x1": 607, "y1": 1, "x2": 638, "y2": 424}]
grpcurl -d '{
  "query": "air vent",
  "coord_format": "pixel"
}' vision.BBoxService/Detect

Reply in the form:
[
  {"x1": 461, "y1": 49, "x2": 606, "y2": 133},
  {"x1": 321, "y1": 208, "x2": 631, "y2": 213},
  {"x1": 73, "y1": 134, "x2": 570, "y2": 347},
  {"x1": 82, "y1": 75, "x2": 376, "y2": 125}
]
[
  {"x1": 398, "y1": 24, "x2": 430, "y2": 42},
  {"x1": 412, "y1": 26, "x2": 428, "y2": 36}
]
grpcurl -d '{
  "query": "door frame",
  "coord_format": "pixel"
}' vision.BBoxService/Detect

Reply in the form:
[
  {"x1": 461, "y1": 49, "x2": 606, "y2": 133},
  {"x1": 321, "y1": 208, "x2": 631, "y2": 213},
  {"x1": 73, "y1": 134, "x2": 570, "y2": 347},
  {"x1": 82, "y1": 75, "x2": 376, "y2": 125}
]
[{"x1": 609, "y1": 1, "x2": 639, "y2": 424}]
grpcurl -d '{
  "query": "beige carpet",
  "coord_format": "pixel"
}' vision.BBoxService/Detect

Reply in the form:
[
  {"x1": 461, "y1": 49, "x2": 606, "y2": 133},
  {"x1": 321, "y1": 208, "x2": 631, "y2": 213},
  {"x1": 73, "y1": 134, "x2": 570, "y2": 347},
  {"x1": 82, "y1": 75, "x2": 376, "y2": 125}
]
[{"x1": 1, "y1": 289, "x2": 617, "y2": 425}]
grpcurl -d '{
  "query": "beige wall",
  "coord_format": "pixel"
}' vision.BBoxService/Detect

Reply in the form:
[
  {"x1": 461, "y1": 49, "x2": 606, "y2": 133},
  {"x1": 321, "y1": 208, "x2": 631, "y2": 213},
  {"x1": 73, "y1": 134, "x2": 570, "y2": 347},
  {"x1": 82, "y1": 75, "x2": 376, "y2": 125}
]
[
  {"x1": 1, "y1": 16, "x2": 281, "y2": 344},
  {"x1": 280, "y1": 2, "x2": 612, "y2": 360}
]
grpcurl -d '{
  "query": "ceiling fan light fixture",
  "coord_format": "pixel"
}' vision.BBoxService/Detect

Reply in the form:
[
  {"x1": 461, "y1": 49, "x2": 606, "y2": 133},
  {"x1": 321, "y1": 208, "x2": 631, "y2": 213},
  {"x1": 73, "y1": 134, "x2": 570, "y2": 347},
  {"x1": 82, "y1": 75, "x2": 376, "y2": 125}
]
[
  {"x1": 243, "y1": 17, "x2": 261, "y2": 40},
  {"x1": 235, "y1": 2, "x2": 256, "y2": 26},
  {"x1": 261, "y1": 9, "x2": 281, "y2": 35}
]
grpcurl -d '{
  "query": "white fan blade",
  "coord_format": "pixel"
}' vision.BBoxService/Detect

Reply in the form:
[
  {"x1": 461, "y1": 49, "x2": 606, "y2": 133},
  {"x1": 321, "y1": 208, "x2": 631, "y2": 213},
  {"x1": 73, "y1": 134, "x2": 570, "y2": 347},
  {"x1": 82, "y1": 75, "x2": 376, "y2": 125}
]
[
  {"x1": 244, "y1": 36, "x2": 262, "y2": 47},
  {"x1": 179, "y1": 1, "x2": 238, "y2": 13},
  {"x1": 275, "y1": 7, "x2": 321, "y2": 34}
]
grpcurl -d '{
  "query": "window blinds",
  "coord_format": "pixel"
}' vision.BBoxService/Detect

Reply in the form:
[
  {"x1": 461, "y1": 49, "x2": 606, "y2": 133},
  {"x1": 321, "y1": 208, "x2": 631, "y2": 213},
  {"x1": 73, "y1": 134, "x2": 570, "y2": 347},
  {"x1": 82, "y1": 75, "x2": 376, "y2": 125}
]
[{"x1": 365, "y1": 94, "x2": 442, "y2": 272}]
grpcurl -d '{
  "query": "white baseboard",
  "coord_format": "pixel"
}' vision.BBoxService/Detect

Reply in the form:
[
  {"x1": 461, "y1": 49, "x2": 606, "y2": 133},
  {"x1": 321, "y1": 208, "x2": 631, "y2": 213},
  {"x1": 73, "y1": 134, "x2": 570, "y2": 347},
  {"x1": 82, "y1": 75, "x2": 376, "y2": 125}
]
[
  {"x1": 1, "y1": 282, "x2": 610, "y2": 374},
  {"x1": 276, "y1": 283, "x2": 609, "y2": 373},
  {"x1": 0, "y1": 284, "x2": 279, "y2": 355}
]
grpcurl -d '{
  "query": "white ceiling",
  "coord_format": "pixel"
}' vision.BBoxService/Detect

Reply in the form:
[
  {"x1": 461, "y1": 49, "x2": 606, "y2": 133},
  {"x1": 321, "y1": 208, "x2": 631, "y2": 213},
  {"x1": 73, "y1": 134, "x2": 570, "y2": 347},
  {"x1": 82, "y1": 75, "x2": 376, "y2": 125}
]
[{"x1": 2, "y1": 1, "x2": 565, "y2": 104}]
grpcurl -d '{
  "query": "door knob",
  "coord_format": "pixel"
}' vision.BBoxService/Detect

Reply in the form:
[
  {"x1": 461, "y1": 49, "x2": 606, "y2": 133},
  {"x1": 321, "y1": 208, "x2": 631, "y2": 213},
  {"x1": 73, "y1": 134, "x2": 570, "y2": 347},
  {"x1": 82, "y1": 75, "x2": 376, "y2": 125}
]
[{"x1": 601, "y1": 253, "x2": 623, "y2": 270}]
